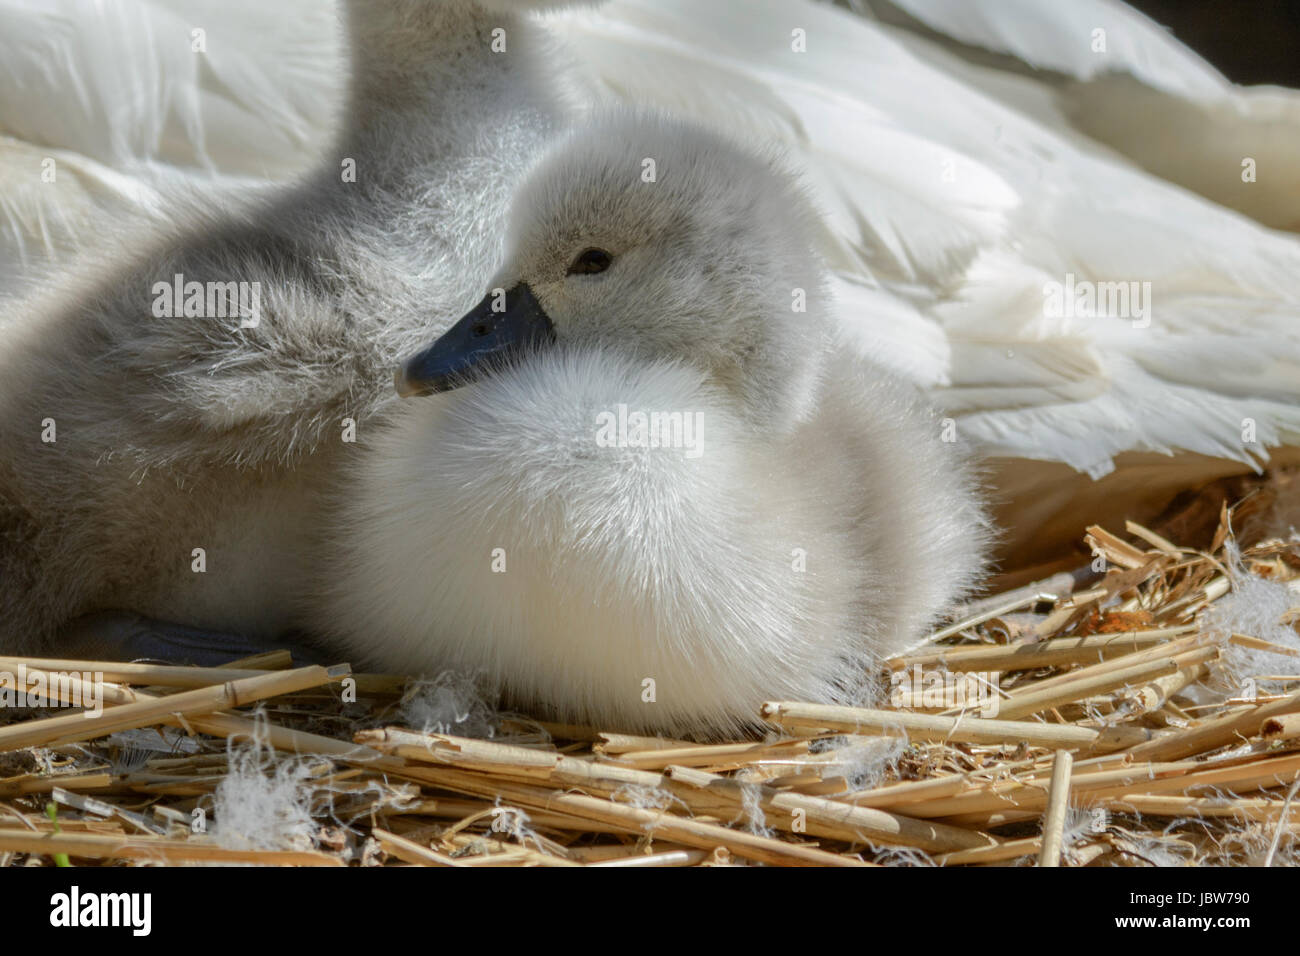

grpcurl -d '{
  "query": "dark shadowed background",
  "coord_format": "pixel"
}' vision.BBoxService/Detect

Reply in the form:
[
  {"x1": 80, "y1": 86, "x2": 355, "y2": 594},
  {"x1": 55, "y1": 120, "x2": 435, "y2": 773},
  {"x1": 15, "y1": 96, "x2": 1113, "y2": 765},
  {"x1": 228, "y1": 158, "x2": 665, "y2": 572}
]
[{"x1": 1127, "y1": 0, "x2": 1300, "y2": 87}]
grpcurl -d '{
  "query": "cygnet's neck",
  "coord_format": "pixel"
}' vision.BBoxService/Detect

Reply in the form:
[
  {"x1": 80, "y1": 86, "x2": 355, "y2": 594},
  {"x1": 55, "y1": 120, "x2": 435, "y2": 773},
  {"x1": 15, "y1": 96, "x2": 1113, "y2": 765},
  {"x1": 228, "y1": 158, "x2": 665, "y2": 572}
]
[{"x1": 341, "y1": 0, "x2": 562, "y2": 164}]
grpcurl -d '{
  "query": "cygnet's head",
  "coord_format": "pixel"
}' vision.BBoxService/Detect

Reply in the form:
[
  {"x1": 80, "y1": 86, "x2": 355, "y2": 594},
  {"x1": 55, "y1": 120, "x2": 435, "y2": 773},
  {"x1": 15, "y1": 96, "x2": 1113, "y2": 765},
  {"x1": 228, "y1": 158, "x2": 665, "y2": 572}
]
[{"x1": 396, "y1": 111, "x2": 831, "y2": 431}]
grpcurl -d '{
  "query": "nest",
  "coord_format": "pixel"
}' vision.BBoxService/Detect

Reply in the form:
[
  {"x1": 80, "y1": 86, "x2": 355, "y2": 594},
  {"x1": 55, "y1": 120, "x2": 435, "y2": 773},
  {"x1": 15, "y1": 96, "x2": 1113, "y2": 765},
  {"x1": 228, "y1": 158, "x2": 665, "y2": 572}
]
[{"x1": 1, "y1": 486, "x2": 1298, "y2": 867}]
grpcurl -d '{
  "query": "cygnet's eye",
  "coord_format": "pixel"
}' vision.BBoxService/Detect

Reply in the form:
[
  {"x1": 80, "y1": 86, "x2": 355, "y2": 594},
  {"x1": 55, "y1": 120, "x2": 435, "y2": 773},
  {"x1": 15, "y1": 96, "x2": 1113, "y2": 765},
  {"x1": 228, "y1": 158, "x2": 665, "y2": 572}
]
[{"x1": 567, "y1": 248, "x2": 613, "y2": 276}]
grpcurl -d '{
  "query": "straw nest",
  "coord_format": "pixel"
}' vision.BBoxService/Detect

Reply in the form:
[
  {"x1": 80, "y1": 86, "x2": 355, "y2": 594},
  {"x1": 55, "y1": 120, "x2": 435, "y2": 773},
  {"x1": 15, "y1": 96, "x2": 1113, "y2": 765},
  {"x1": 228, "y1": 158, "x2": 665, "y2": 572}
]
[{"x1": 1, "y1": 475, "x2": 1298, "y2": 867}]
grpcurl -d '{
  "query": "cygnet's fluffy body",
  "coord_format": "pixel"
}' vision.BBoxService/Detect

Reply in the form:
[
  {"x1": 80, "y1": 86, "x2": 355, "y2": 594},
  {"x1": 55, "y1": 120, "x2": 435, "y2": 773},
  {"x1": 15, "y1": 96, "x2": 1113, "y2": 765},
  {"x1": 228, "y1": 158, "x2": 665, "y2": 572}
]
[
  {"x1": 317, "y1": 115, "x2": 989, "y2": 734},
  {"x1": 0, "y1": 0, "x2": 570, "y2": 651}
]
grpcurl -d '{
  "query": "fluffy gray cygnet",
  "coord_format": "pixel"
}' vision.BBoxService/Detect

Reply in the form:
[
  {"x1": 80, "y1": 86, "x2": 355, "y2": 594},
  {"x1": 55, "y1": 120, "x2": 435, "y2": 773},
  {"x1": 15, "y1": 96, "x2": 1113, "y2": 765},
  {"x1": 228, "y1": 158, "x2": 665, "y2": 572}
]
[{"x1": 0, "y1": 0, "x2": 572, "y2": 654}]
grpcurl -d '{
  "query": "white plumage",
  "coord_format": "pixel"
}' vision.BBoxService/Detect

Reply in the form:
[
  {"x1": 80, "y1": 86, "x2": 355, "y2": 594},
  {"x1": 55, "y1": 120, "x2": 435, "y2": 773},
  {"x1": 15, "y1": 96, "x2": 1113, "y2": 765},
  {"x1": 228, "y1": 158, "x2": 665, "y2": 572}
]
[
  {"x1": 0, "y1": 0, "x2": 341, "y2": 300},
  {"x1": 853, "y1": 0, "x2": 1300, "y2": 230}
]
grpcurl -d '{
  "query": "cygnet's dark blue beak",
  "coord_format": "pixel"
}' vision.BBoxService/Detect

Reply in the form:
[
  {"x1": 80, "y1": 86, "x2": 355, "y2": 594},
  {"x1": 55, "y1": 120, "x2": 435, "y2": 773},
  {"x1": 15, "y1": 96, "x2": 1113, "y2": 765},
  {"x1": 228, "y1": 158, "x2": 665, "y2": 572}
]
[{"x1": 395, "y1": 283, "x2": 555, "y2": 396}]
